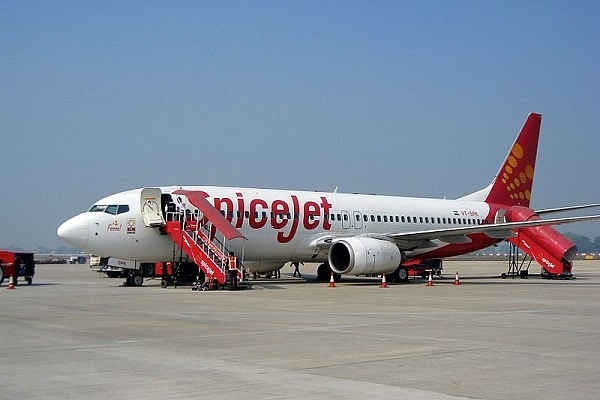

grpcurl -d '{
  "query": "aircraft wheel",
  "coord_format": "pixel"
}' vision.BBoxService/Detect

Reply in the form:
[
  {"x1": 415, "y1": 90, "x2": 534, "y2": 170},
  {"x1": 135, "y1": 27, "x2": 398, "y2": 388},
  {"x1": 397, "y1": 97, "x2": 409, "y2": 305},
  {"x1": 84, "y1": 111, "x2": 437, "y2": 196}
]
[
  {"x1": 161, "y1": 279, "x2": 168, "y2": 288},
  {"x1": 397, "y1": 267, "x2": 409, "y2": 282},
  {"x1": 131, "y1": 273, "x2": 143, "y2": 287},
  {"x1": 501, "y1": 273, "x2": 507, "y2": 279},
  {"x1": 316, "y1": 263, "x2": 331, "y2": 281},
  {"x1": 27, "y1": 277, "x2": 32, "y2": 285},
  {"x1": 0, "y1": 267, "x2": 4, "y2": 286},
  {"x1": 386, "y1": 269, "x2": 399, "y2": 283}
]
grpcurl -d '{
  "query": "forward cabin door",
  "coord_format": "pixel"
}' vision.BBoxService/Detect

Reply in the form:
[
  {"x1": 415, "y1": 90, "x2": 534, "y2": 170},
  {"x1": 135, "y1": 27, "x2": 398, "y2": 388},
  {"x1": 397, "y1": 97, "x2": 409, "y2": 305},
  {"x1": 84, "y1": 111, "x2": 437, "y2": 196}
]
[{"x1": 141, "y1": 188, "x2": 165, "y2": 227}]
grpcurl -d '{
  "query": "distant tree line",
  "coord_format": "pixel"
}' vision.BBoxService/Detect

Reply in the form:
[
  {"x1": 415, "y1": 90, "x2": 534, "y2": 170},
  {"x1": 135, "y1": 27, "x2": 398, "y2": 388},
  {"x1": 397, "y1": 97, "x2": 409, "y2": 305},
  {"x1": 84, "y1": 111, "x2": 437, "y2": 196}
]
[{"x1": 565, "y1": 232, "x2": 600, "y2": 253}]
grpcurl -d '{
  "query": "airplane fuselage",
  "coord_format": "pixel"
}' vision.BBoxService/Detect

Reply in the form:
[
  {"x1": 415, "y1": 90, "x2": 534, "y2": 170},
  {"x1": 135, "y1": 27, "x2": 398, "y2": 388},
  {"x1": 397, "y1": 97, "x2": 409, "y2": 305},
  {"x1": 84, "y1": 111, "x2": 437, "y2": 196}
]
[{"x1": 58, "y1": 185, "x2": 497, "y2": 266}]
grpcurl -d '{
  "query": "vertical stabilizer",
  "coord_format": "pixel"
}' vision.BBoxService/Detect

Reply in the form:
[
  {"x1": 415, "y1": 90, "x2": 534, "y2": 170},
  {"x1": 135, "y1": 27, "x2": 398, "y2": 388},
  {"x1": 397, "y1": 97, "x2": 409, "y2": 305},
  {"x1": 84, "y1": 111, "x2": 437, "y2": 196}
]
[{"x1": 460, "y1": 113, "x2": 542, "y2": 207}]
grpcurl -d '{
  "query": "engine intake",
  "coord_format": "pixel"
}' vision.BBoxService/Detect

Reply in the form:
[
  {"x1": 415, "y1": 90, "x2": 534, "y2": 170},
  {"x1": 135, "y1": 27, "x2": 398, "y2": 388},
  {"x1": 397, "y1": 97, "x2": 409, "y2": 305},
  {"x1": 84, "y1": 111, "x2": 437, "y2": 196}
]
[{"x1": 329, "y1": 236, "x2": 403, "y2": 275}]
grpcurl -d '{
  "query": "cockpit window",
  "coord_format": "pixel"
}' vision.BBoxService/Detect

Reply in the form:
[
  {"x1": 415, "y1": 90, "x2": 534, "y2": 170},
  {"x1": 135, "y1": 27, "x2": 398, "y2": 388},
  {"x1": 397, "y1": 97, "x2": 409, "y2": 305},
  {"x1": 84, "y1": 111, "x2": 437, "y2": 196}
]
[
  {"x1": 88, "y1": 204, "x2": 130, "y2": 215},
  {"x1": 105, "y1": 205, "x2": 119, "y2": 215}
]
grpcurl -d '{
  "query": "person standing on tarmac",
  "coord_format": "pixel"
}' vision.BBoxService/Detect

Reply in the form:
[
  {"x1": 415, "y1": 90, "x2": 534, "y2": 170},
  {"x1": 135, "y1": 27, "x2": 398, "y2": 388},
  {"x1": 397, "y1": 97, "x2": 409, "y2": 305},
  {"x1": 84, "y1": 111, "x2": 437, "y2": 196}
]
[
  {"x1": 292, "y1": 261, "x2": 303, "y2": 277},
  {"x1": 228, "y1": 251, "x2": 238, "y2": 290}
]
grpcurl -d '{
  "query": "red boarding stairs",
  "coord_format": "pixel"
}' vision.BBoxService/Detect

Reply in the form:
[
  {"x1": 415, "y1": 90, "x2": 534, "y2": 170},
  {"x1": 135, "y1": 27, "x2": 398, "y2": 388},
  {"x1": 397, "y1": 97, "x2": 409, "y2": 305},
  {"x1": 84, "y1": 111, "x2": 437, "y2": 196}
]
[
  {"x1": 505, "y1": 206, "x2": 577, "y2": 279},
  {"x1": 164, "y1": 190, "x2": 247, "y2": 287}
]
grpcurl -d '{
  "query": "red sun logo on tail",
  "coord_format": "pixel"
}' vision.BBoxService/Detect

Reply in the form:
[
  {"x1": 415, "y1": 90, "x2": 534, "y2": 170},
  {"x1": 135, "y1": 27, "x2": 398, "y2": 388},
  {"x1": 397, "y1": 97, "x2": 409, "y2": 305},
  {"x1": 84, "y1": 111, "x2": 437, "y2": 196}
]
[{"x1": 486, "y1": 113, "x2": 541, "y2": 208}]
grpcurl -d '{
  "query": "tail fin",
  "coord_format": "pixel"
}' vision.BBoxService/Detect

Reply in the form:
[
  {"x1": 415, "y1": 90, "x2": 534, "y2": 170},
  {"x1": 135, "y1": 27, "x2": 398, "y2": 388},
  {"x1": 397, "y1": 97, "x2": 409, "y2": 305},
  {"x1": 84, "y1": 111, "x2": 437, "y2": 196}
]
[{"x1": 460, "y1": 113, "x2": 542, "y2": 207}]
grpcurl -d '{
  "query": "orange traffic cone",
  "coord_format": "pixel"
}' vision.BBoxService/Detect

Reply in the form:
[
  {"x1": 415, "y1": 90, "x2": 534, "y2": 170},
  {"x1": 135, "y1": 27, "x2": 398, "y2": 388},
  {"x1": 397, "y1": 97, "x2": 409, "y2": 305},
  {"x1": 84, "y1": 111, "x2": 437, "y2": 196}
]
[
  {"x1": 7, "y1": 276, "x2": 15, "y2": 290},
  {"x1": 426, "y1": 271, "x2": 434, "y2": 287},
  {"x1": 454, "y1": 271, "x2": 461, "y2": 285},
  {"x1": 380, "y1": 273, "x2": 388, "y2": 288},
  {"x1": 328, "y1": 272, "x2": 336, "y2": 288}
]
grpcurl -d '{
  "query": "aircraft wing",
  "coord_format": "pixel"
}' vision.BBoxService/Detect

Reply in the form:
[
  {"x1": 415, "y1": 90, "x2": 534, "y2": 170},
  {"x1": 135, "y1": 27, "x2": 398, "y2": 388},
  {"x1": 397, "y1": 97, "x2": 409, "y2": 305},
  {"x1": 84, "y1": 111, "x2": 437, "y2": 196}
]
[
  {"x1": 534, "y1": 203, "x2": 600, "y2": 215},
  {"x1": 386, "y1": 214, "x2": 600, "y2": 245}
]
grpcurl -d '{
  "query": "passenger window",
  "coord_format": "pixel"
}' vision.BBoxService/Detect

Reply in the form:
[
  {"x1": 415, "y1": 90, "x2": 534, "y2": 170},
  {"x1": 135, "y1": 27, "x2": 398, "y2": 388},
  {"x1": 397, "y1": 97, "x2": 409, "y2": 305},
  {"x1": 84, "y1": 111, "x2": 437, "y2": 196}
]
[
  {"x1": 425, "y1": 217, "x2": 429, "y2": 223},
  {"x1": 419, "y1": 217, "x2": 423, "y2": 223},
  {"x1": 384, "y1": 216, "x2": 388, "y2": 222},
  {"x1": 363, "y1": 215, "x2": 368, "y2": 222},
  {"x1": 371, "y1": 215, "x2": 375, "y2": 222},
  {"x1": 377, "y1": 215, "x2": 381, "y2": 222},
  {"x1": 401, "y1": 216, "x2": 405, "y2": 223},
  {"x1": 343, "y1": 214, "x2": 348, "y2": 221}
]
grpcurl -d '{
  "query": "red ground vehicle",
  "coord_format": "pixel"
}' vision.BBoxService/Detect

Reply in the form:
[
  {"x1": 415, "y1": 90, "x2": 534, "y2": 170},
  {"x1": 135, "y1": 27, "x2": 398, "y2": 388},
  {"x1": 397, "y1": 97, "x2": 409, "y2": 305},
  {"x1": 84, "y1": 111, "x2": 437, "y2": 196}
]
[{"x1": 0, "y1": 251, "x2": 35, "y2": 286}]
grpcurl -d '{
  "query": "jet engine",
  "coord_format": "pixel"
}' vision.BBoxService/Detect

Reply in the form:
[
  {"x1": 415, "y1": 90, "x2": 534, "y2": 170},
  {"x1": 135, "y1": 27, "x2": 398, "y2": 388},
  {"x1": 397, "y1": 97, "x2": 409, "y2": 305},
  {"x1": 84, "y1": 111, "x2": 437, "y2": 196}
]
[
  {"x1": 328, "y1": 236, "x2": 404, "y2": 275},
  {"x1": 506, "y1": 206, "x2": 577, "y2": 276}
]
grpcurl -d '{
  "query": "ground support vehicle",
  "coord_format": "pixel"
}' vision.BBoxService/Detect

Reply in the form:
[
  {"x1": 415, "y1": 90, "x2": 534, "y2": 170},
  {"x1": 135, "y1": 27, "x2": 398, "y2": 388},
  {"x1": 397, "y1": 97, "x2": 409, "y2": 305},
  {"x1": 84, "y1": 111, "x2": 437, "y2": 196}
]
[
  {"x1": 155, "y1": 261, "x2": 204, "y2": 288},
  {"x1": 95, "y1": 257, "x2": 155, "y2": 286},
  {"x1": 0, "y1": 251, "x2": 35, "y2": 286},
  {"x1": 387, "y1": 259, "x2": 444, "y2": 282}
]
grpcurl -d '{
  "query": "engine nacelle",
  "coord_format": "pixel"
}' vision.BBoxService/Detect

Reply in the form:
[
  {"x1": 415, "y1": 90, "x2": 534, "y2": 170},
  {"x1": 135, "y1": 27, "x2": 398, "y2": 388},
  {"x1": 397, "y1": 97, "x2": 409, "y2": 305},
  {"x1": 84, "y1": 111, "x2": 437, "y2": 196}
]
[
  {"x1": 506, "y1": 206, "x2": 577, "y2": 275},
  {"x1": 328, "y1": 237, "x2": 403, "y2": 275}
]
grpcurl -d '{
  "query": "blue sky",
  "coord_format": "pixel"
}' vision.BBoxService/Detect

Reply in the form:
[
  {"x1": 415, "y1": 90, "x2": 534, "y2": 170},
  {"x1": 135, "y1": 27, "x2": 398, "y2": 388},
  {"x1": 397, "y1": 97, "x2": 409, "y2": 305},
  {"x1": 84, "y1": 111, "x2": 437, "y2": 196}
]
[{"x1": 1, "y1": 1, "x2": 599, "y2": 250}]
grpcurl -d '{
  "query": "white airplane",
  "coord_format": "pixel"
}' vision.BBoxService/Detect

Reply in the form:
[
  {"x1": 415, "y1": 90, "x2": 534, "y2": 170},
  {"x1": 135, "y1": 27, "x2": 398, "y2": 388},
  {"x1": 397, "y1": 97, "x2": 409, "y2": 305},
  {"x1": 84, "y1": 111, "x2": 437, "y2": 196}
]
[{"x1": 58, "y1": 113, "x2": 599, "y2": 284}]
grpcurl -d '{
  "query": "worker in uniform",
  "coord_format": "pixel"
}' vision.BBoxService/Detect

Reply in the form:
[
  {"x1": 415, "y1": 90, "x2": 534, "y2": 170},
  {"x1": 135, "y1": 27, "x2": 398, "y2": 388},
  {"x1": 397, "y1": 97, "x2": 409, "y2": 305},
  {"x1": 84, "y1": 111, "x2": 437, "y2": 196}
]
[{"x1": 228, "y1": 251, "x2": 238, "y2": 290}]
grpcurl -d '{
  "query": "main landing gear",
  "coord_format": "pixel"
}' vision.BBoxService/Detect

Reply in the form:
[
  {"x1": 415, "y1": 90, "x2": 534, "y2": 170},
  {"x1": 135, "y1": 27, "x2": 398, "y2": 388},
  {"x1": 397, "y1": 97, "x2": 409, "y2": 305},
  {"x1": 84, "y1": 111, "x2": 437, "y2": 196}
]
[{"x1": 316, "y1": 263, "x2": 341, "y2": 282}]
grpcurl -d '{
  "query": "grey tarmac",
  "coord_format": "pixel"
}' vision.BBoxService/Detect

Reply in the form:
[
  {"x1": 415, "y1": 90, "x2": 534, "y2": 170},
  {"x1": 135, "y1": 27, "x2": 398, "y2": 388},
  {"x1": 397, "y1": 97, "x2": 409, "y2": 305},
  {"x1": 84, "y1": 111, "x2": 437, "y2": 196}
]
[{"x1": 1, "y1": 260, "x2": 599, "y2": 400}]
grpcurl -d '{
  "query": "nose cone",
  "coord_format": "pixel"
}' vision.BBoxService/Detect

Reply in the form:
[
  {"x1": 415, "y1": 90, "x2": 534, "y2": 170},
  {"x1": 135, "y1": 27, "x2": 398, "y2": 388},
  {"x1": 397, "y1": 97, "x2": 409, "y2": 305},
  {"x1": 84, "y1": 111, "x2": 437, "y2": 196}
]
[{"x1": 57, "y1": 213, "x2": 90, "y2": 250}]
